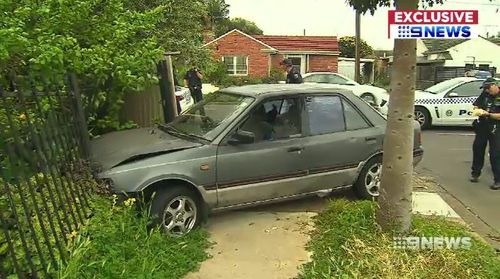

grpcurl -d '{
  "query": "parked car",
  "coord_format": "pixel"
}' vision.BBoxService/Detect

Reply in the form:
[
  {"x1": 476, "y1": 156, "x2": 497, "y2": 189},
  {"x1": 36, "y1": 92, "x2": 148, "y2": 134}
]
[
  {"x1": 175, "y1": 86, "x2": 194, "y2": 113},
  {"x1": 90, "y1": 84, "x2": 423, "y2": 236},
  {"x1": 413, "y1": 77, "x2": 498, "y2": 129},
  {"x1": 301, "y1": 72, "x2": 390, "y2": 115}
]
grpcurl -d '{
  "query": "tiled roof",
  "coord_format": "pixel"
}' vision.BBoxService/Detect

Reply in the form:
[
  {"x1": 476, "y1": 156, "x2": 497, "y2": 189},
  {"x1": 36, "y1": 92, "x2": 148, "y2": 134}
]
[
  {"x1": 252, "y1": 35, "x2": 339, "y2": 52},
  {"x1": 422, "y1": 39, "x2": 469, "y2": 52}
]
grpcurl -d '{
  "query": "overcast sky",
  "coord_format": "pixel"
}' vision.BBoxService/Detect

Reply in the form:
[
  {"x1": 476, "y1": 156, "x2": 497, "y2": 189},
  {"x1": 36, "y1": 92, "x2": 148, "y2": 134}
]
[{"x1": 225, "y1": 0, "x2": 500, "y2": 50}]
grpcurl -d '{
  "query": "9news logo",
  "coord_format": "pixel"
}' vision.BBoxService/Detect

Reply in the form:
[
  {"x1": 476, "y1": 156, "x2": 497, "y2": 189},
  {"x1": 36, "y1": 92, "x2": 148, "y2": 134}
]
[{"x1": 388, "y1": 10, "x2": 479, "y2": 39}]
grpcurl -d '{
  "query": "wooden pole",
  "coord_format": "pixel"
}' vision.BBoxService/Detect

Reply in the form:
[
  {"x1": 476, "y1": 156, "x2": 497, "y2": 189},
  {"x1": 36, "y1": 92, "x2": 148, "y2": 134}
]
[{"x1": 355, "y1": 10, "x2": 361, "y2": 83}]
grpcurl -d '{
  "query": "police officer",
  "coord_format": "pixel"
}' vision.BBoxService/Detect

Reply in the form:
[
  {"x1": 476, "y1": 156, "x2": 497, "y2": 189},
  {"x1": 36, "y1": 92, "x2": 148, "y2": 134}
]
[
  {"x1": 470, "y1": 86, "x2": 496, "y2": 183},
  {"x1": 184, "y1": 65, "x2": 204, "y2": 103},
  {"x1": 474, "y1": 78, "x2": 500, "y2": 190},
  {"x1": 281, "y1": 59, "x2": 303, "y2": 84}
]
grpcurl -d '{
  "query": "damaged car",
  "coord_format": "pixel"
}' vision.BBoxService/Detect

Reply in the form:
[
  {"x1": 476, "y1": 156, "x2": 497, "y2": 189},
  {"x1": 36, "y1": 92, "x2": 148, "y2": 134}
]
[{"x1": 90, "y1": 84, "x2": 424, "y2": 236}]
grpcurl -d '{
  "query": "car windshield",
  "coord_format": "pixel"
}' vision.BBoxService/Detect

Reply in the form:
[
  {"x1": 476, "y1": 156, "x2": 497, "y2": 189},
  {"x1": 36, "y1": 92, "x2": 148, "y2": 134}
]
[
  {"x1": 162, "y1": 92, "x2": 254, "y2": 141},
  {"x1": 424, "y1": 79, "x2": 465, "y2": 94}
]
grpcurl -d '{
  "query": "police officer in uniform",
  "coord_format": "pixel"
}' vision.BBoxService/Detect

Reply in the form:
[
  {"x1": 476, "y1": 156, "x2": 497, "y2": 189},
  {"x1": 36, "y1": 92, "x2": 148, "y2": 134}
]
[
  {"x1": 184, "y1": 66, "x2": 204, "y2": 103},
  {"x1": 281, "y1": 59, "x2": 303, "y2": 84},
  {"x1": 474, "y1": 78, "x2": 500, "y2": 190},
  {"x1": 470, "y1": 86, "x2": 496, "y2": 182}
]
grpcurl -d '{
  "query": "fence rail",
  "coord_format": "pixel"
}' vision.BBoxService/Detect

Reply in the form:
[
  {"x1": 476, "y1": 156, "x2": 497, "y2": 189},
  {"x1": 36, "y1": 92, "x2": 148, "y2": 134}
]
[{"x1": 0, "y1": 74, "x2": 92, "y2": 278}]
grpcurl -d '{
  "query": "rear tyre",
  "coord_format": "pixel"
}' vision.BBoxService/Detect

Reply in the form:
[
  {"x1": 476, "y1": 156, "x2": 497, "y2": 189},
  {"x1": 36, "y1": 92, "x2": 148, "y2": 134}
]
[
  {"x1": 150, "y1": 186, "x2": 201, "y2": 236},
  {"x1": 354, "y1": 156, "x2": 382, "y2": 199},
  {"x1": 414, "y1": 107, "x2": 431, "y2": 129}
]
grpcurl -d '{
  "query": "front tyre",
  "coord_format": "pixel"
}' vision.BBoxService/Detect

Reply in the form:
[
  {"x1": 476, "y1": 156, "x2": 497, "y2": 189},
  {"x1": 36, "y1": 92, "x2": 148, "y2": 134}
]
[
  {"x1": 414, "y1": 107, "x2": 431, "y2": 129},
  {"x1": 150, "y1": 186, "x2": 201, "y2": 236}
]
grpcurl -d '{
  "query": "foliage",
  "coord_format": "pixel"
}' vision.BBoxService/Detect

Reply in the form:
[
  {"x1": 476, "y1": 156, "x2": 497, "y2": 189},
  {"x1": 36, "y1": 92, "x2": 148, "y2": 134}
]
[
  {"x1": 202, "y1": 0, "x2": 230, "y2": 31},
  {"x1": 345, "y1": 0, "x2": 444, "y2": 15},
  {"x1": 215, "y1": 17, "x2": 264, "y2": 37},
  {"x1": 298, "y1": 199, "x2": 500, "y2": 279},
  {"x1": 339, "y1": 36, "x2": 374, "y2": 58},
  {"x1": 58, "y1": 195, "x2": 210, "y2": 279}
]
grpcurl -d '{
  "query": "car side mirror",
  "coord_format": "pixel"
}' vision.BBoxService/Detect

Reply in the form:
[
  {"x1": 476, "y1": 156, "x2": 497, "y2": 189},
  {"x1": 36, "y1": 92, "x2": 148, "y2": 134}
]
[
  {"x1": 228, "y1": 130, "x2": 255, "y2": 145},
  {"x1": 448, "y1": 92, "x2": 459, "y2": 97}
]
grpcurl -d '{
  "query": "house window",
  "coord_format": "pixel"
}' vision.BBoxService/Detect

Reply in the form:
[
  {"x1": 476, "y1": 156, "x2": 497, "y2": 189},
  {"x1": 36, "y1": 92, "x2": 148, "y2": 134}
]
[{"x1": 222, "y1": 56, "x2": 248, "y2": 76}]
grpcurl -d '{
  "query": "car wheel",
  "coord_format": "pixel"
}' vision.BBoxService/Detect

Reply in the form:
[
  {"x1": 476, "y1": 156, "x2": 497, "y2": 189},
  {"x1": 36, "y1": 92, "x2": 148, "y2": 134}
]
[
  {"x1": 414, "y1": 107, "x2": 431, "y2": 129},
  {"x1": 150, "y1": 186, "x2": 201, "y2": 236},
  {"x1": 360, "y1": 93, "x2": 377, "y2": 106},
  {"x1": 354, "y1": 156, "x2": 382, "y2": 199}
]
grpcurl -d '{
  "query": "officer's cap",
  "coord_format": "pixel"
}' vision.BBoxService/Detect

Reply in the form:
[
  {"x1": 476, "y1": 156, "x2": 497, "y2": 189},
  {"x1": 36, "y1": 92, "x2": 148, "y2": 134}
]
[
  {"x1": 480, "y1": 77, "x2": 498, "y2": 89},
  {"x1": 281, "y1": 59, "x2": 293, "y2": 66}
]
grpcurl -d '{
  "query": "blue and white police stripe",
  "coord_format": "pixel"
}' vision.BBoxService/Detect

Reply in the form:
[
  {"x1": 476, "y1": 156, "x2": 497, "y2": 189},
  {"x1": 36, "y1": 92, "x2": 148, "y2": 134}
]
[{"x1": 415, "y1": 97, "x2": 477, "y2": 105}]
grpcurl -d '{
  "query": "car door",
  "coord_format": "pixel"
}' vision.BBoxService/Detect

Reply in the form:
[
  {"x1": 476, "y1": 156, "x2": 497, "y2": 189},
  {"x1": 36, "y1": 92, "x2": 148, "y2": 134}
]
[
  {"x1": 441, "y1": 80, "x2": 484, "y2": 125},
  {"x1": 300, "y1": 94, "x2": 382, "y2": 189},
  {"x1": 215, "y1": 96, "x2": 309, "y2": 207}
]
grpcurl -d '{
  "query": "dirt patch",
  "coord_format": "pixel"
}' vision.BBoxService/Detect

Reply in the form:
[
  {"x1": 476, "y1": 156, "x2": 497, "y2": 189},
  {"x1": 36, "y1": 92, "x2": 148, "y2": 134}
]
[{"x1": 184, "y1": 211, "x2": 315, "y2": 279}]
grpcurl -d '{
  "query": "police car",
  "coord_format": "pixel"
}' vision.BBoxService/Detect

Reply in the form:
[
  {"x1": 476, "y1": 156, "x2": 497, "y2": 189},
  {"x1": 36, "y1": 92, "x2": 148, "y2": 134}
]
[{"x1": 413, "y1": 77, "x2": 494, "y2": 129}]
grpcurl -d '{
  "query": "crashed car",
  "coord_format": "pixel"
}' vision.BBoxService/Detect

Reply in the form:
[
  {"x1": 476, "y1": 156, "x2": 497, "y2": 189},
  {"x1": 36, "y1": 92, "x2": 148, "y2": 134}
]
[{"x1": 90, "y1": 84, "x2": 424, "y2": 236}]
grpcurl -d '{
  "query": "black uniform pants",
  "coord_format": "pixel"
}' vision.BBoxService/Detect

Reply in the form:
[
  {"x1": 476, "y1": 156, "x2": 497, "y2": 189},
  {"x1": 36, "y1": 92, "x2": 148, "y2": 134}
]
[
  {"x1": 190, "y1": 86, "x2": 203, "y2": 103},
  {"x1": 472, "y1": 122, "x2": 500, "y2": 182}
]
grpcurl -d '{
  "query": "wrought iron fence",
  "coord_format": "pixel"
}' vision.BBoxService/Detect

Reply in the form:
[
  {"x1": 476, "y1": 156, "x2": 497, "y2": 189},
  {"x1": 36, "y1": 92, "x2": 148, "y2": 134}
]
[{"x1": 0, "y1": 74, "x2": 92, "y2": 278}]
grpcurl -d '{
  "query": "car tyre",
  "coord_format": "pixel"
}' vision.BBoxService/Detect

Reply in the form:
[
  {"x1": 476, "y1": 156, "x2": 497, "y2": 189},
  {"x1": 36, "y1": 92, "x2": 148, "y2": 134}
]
[
  {"x1": 414, "y1": 107, "x2": 431, "y2": 129},
  {"x1": 150, "y1": 186, "x2": 201, "y2": 236},
  {"x1": 354, "y1": 156, "x2": 382, "y2": 199}
]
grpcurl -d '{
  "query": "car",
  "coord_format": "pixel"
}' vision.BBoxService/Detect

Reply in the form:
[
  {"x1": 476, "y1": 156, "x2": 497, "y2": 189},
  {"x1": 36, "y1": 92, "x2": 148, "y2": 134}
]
[
  {"x1": 175, "y1": 86, "x2": 194, "y2": 113},
  {"x1": 412, "y1": 77, "x2": 498, "y2": 129},
  {"x1": 90, "y1": 84, "x2": 424, "y2": 236},
  {"x1": 301, "y1": 72, "x2": 390, "y2": 115}
]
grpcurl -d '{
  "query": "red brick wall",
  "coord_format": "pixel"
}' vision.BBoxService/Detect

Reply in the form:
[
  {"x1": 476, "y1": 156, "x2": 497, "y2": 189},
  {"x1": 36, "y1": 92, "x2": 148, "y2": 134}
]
[
  {"x1": 270, "y1": 54, "x2": 285, "y2": 70},
  {"x1": 209, "y1": 32, "x2": 270, "y2": 78},
  {"x1": 309, "y1": 55, "x2": 338, "y2": 72}
]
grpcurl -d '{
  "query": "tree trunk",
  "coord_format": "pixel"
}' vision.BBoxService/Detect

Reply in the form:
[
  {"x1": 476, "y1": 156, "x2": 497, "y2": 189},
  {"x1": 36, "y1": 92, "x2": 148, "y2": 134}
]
[{"x1": 376, "y1": 0, "x2": 418, "y2": 233}]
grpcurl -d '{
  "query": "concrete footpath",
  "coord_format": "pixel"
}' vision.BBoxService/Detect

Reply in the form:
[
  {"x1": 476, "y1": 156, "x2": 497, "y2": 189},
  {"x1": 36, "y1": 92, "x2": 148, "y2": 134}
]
[{"x1": 184, "y1": 187, "x2": 465, "y2": 279}]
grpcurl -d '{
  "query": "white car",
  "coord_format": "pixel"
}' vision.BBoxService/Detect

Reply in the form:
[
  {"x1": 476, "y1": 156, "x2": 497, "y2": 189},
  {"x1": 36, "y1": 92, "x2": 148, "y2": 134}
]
[
  {"x1": 413, "y1": 77, "x2": 494, "y2": 129},
  {"x1": 302, "y1": 72, "x2": 390, "y2": 115},
  {"x1": 175, "y1": 86, "x2": 194, "y2": 113}
]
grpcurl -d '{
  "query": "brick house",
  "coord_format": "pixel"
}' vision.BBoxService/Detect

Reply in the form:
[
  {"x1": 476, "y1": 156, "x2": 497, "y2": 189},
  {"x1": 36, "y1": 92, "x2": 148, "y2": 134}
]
[{"x1": 203, "y1": 29, "x2": 339, "y2": 78}]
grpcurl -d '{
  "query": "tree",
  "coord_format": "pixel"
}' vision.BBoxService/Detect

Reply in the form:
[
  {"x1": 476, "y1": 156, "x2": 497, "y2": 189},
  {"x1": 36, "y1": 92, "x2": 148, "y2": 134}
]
[
  {"x1": 202, "y1": 0, "x2": 230, "y2": 31},
  {"x1": 215, "y1": 17, "x2": 264, "y2": 37},
  {"x1": 346, "y1": 0, "x2": 444, "y2": 233},
  {"x1": 339, "y1": 36, "x2": 374, "y2": 58}
]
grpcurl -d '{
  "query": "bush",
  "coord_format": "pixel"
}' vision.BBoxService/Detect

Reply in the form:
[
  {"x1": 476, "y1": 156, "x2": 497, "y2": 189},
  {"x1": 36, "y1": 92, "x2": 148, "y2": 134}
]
[
  {"x1": 298, "y1": 199, "x2": 500, "y2": 279},
  {"x1": 58, "y1": 195, "x2": 210, "y2": 278}
]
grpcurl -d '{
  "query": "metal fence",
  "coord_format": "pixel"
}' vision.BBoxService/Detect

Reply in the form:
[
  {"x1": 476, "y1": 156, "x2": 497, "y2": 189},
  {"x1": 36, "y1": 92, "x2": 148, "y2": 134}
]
[{"x1": 0, "y1": 74, "x2": 92, "y2": 278}]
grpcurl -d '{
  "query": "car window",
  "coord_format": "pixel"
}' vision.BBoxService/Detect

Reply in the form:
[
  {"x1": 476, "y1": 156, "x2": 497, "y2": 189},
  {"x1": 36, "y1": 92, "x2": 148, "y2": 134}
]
[
  {"x1": 303, "y1": 74, "x2": 328, "y2": 83},
  {"x1": 306, "y1": 96, "x2": 345, "y2": 135},
  {"x1": 424, "y1": 79, "x2": 465, "y2": 94},
  {"x1": 448, "y1": 81, "x2": 484, "y2": 97},
  {"x1": 326, "y1": 74, "x2": 348, "y2": 85},
  {"x1": 240, "y1": 97, "x2": 302, "y2": 142},
  {"x1": 343, "y1": 99, "x2": 370, "y2": 130}
]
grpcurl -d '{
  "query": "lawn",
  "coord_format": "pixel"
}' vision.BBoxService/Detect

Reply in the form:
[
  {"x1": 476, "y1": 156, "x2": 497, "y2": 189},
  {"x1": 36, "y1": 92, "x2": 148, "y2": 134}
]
[
  {"x1": 298, "y1": 199, "x2": 500, "y2": 279},
  {"x1": 57, "y1": 195, "x2": 210, "y2": 279}
]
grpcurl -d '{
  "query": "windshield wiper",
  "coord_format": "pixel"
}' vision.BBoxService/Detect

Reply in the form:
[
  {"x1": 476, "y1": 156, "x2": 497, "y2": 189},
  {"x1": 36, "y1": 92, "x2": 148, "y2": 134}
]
[{"x1": 158, "y1": 124, "x2": 208, "y2": 142}]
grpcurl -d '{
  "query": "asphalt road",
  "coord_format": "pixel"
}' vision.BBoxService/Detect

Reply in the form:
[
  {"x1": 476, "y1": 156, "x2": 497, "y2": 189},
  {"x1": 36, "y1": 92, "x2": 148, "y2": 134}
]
[{"x1": 416, "y1": 127, "x2": 500, "y2": 234}]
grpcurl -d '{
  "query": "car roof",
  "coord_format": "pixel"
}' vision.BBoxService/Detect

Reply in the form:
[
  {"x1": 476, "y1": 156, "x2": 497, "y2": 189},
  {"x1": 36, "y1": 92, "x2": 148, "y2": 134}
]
[{"x1": 218, "y1": 83, "x2": 355, "y2": 98}]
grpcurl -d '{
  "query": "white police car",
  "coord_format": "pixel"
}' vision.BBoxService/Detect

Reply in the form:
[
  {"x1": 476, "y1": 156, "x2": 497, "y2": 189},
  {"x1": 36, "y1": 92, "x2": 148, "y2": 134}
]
[{"x1": 413, "y1": 77, "x2": 492, "y2": 129}]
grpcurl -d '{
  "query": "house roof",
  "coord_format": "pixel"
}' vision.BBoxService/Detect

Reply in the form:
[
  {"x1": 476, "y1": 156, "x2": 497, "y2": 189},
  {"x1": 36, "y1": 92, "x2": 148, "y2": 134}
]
[
  {"x1": 421, "y1": 39, "x2": 469, "y2": 52},
  {"x1": 252, "y1": 35, "x2": 339, "y2": 52}
]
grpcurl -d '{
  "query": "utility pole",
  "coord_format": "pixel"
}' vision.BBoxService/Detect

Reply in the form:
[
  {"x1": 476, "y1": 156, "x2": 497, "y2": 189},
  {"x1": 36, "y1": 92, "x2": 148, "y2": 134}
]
[
  {"x1": 157, "y1": 51, "x2": 180, "y2": 123},
  {"x1": 355, "y1": 10, "x2": 361, "y2": 83}
]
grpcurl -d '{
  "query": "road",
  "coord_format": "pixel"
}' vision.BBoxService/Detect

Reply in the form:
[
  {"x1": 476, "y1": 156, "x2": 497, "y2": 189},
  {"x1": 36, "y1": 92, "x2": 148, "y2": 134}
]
[{"x1": 417, "y1": 127, "x2": 500, "y2": 235}]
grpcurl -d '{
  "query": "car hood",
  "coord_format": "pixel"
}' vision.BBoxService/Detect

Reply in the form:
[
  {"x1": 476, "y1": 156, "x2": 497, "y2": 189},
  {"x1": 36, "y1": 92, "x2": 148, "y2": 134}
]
[
  {"x1": 415, "y1": 90, "x2": 440, "y2": 100},
  {"x1": 89, "y1": 127, "x2": 202, "y2": 172}
]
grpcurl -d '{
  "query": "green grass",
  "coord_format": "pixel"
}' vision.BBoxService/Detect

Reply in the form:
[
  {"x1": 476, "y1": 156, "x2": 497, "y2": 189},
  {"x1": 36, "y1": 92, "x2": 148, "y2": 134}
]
[
  {"x1": 297, "y1": 199, "x2": 500, "y2": 279},
  {"x1": 57, "y1": 195, "x2": 210, "y2": 279}
]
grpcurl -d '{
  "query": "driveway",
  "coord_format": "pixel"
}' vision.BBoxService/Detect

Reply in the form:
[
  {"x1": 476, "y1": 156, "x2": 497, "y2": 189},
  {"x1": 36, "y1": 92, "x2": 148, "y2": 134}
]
[{"x1": 417, "y1": 128, "x2": 500, "y2": 241}]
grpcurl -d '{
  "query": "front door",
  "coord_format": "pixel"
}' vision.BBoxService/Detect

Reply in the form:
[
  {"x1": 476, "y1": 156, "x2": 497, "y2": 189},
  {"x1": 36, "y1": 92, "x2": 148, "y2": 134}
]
[
  {"x1": 441, "y1": 80, "x2": 484, "y2": 125},
  {"x1": 216, "y1": 96, "x2": 308, "y2": 207}
]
